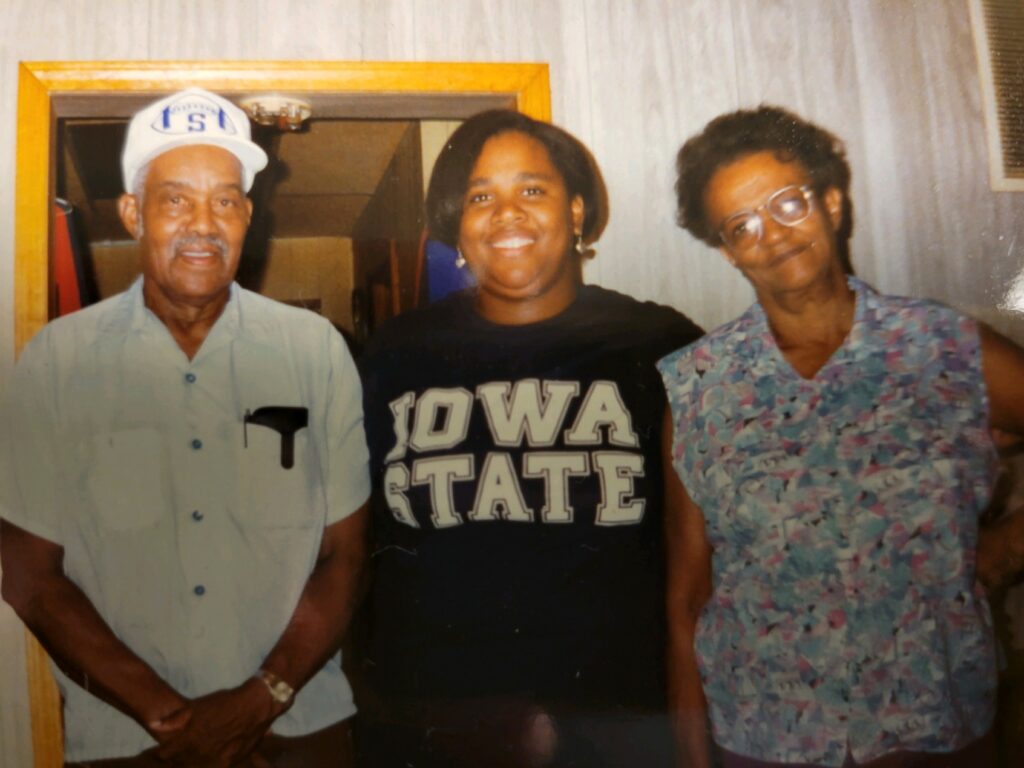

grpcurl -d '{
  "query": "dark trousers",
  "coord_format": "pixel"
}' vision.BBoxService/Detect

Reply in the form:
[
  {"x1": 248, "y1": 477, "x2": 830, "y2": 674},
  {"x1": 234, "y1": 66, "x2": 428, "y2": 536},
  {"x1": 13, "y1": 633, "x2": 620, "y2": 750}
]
[
  {"x1": 65, "y1": 718, "x2": 353, "y2": 768},
  {"x1": 356, "y1": 699, "x2": 674, "y2": 768}
]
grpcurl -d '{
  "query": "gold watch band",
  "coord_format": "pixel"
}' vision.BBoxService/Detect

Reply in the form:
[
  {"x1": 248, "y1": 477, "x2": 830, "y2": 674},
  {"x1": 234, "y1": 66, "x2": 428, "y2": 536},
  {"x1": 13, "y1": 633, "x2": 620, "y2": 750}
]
[{"x1": 257, "y1": 669, "x2": 295, "y2": 705}]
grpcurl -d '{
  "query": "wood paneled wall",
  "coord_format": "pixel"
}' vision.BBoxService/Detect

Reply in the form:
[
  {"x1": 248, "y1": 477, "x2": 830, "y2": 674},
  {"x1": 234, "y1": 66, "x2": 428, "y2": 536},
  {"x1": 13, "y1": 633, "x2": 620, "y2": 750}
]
[
  {"x1": 353, "y1": 123, "x2": 424, "y2": 314},
  {"x1": 1, "y1": 1, "x2": 1021, "y2": 764}
]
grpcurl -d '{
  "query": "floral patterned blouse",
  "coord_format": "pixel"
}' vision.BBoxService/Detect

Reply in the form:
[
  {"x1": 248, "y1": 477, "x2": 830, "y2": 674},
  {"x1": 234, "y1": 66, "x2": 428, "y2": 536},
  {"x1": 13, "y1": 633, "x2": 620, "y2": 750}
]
[{"x1": 658, "y1": 277, "x2": 998, "y2": 766}]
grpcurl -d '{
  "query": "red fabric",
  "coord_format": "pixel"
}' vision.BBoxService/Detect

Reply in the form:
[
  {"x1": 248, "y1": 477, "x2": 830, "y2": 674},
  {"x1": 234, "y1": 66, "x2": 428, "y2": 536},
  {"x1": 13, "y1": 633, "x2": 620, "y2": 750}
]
[{"x1": 54, "y1": 202, "x2": 82, "y2": 316}]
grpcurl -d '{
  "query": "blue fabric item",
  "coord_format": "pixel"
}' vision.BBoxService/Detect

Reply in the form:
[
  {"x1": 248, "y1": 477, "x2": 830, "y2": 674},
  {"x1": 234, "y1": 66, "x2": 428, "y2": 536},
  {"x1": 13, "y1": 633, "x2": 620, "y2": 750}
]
[{"x1": 425, "y1": 240, "x2": 475, "y2": 302}]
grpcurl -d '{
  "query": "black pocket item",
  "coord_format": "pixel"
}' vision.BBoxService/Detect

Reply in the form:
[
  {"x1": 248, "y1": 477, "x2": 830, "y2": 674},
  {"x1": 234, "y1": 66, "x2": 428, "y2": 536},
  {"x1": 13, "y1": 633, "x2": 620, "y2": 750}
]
[{"x1": 244, "y1": 407, "x2": 309, "y2": 469}]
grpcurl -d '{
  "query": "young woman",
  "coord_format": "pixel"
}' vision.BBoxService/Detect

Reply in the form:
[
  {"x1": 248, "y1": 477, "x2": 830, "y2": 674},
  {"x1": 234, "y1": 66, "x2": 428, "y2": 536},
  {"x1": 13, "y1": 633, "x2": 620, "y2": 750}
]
[{"x1": 358, "y1": 109, "x2": 702, "y2": 767}]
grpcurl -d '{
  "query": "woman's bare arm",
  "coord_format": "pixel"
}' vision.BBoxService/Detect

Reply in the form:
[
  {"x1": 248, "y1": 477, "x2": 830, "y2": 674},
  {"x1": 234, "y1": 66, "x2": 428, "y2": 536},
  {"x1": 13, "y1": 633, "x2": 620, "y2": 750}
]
[{"x1": 662, "y1": 406, "x2": 714, "y2": 768}]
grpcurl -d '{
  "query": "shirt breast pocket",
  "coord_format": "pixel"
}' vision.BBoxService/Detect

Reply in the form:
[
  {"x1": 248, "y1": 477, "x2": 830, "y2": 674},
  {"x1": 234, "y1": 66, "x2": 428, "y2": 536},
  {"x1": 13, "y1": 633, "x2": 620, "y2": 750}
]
[
  {"x1": 85, "y1": 428, "x2": 167, "y2": 531},
  {"x1": 237, "y1": 420, "x2": 319, "y2": 528}
]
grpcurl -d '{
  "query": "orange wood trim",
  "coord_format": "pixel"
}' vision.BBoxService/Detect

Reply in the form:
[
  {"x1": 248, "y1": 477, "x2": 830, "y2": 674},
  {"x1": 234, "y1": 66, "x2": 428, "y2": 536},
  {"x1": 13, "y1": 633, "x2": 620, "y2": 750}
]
[
  {"x1": 14, "y1": 60, "x2": 551, "y2": 768},
  {"x1": 511, "y1": 64, "x2": 552, "y2": 122},
  {"x1": 16, "y1": 60, "x2": 549, "y2": 349},
  {"x1": 15, "y1": 63, "x2": 53, "y2": 354},
  {"x1": 16, "y1": 64, "x2": 61, "y2": 768},
  {"x1": 17, "y1": 65, "x2": 65, "y2": 768},
  {"x1": 18, "y1": 60, "x2": 551, "y2": 104},
  {"x1": 25, "y1": 632, "x2": 61, "y2": 768}
]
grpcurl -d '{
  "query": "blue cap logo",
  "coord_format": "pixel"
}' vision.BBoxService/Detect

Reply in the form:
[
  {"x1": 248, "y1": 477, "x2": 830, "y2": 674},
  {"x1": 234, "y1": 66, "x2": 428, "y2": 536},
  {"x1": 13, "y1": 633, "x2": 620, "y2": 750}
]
[{"x1": 150, "y1": 94, "x2": 238, "y2": 136}]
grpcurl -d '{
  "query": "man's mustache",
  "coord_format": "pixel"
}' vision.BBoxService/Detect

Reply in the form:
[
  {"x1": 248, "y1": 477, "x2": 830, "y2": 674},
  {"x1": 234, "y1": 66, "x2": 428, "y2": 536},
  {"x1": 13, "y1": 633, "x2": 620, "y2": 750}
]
[{"x1": 173, "y1": 234, "x2": 228, "y2": 257}]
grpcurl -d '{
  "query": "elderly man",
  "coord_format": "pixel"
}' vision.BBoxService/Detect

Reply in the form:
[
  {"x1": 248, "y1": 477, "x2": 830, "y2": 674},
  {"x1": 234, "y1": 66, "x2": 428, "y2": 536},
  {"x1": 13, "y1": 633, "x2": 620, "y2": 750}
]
[{"x1": 0, "y1": 88, "x2": 370, "y2": 767}]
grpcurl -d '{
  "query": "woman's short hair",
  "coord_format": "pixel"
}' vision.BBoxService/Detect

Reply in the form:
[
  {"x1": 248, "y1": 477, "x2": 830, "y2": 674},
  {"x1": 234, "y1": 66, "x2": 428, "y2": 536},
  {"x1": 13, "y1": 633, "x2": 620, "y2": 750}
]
[
  {"x1": 675, "y1": 105, "x2": 851, "y2": 247},
  {"x1": 425, "y1": 109, "x2": 603, "y2": 247}
]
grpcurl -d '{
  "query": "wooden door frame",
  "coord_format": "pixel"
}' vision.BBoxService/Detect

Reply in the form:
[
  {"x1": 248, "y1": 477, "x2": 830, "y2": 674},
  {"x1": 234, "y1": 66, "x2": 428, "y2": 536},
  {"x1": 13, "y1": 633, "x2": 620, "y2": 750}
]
[{"x1": 14, "y1": 59, "x2": 550, "y2": 767}]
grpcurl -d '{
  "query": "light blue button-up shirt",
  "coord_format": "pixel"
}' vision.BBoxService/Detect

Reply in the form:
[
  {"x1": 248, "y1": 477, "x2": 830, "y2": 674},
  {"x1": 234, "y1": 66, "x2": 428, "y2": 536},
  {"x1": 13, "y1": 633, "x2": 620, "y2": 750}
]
[{"x1": 1, "y1": 279, "x2": 371, "y2": 762}]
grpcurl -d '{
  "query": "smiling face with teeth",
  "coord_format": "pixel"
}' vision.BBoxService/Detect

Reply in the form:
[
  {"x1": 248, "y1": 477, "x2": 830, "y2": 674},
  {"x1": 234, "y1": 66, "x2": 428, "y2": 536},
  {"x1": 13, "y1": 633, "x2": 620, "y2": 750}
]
[
  {"x1": 458, "y1": 131, "x2": 585, "y2": 325},
  {"x1": 118, "y1": 144, "x2": 253, "y2": 322}
]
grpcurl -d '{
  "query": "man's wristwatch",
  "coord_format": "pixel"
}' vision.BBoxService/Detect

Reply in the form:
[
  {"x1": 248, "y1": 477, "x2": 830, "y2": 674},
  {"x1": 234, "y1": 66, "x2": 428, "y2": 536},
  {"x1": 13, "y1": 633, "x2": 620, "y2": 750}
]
[{"x1": 256, "y1": 669, "x2": 295, "y2": 706}]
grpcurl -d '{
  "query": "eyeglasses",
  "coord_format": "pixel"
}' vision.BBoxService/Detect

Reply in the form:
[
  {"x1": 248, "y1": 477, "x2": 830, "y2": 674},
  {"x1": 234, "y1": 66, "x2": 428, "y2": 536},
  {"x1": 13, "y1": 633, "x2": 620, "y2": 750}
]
[{"x1": 719, "y1": 185, "x2": 815, "y2": 251}]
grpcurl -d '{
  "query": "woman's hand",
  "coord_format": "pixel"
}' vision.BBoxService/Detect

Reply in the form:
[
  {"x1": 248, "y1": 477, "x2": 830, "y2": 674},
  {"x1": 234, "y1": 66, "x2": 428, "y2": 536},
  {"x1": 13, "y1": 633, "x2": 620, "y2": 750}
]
[
  {"x1": 662, "y1": 406, "x2": 714, "y2": 768},
  {"x1": 981, "y1": 325, "x2": 1024, "y2": 443},
  {"x1": 978, "y1": 509, "x2": 1024, "y2": 590},
  {"x1": 978, "y1": 327, "x2": 1024, "y2": 590}
]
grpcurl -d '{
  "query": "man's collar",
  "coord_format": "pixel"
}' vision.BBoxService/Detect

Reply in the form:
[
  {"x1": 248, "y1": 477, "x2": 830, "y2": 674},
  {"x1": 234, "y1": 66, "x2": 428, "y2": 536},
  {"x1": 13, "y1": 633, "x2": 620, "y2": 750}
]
[
  {"x1": 99, "y1": 279, "x2": 288, "y2": 359},
  {"x1": 99, "y1": 276, "x2": 241, "y2": 350}
]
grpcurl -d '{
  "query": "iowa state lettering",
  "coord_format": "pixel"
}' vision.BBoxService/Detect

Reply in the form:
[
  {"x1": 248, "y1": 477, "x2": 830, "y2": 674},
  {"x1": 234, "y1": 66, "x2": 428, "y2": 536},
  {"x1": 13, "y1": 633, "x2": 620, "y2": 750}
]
[{"x1": 382, "y1": 379, "x2": 647, "y2": 529}]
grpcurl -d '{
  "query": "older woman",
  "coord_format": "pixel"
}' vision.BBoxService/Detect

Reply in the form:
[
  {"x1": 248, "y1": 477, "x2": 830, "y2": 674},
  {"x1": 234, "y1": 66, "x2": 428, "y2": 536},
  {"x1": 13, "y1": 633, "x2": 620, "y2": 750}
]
[
  {"x1": 358, "y1": 110, "x2": 701, "y2": 767},
  {"x1": 659, "y1": 106, "x2": 1024, "y2": 768}
]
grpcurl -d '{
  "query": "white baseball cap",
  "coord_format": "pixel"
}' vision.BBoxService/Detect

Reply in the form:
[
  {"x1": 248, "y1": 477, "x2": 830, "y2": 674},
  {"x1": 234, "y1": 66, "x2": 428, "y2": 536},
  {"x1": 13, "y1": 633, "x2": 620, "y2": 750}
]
[{"x1": 122, "y1": 87, "x2": 269, "y2": 193}]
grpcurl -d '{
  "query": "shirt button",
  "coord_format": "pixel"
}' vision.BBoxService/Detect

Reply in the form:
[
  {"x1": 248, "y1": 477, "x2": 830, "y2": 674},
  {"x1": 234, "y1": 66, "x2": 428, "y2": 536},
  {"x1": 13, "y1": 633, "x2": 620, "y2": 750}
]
[
  {"x1": 185, "y1": 372, "x2": 197, "y2": 384},
  {"x1": 191, "y1": 510, "x2": 203, "y2": 521},
  {"x1": 191, "y1": 438, "x2": 203, "y2": 450},
  {"x1": 194, "y1": 585, "x2": 206, "y2": 596}
]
